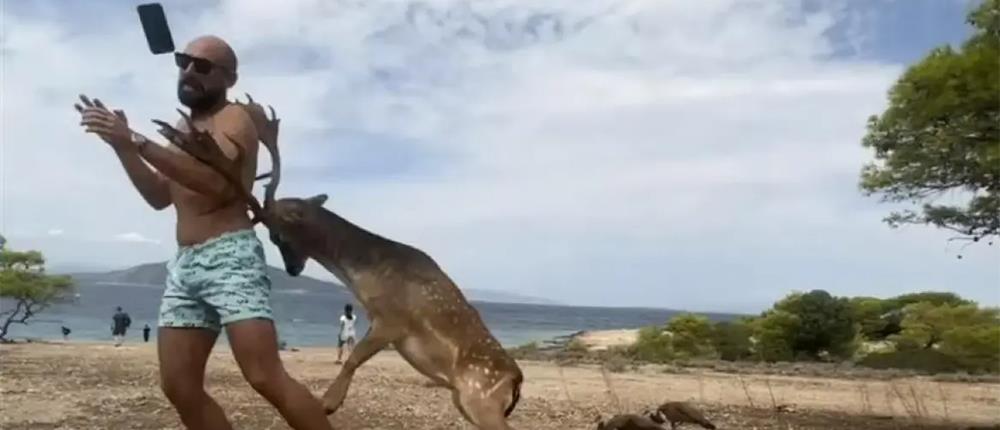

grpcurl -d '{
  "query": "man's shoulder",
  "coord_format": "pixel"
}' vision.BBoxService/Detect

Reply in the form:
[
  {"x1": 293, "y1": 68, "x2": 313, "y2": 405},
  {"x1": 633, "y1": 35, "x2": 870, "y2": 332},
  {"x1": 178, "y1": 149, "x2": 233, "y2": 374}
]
[
  {"x1": 219, "y1": 103, "x2": 257, "y2": 130},
  {"x1": 214, "y1": 102, "x2": 258, "y2": 143},
  {"x1": 219, "y1": 101, "x2": 254, "y2": 121}
]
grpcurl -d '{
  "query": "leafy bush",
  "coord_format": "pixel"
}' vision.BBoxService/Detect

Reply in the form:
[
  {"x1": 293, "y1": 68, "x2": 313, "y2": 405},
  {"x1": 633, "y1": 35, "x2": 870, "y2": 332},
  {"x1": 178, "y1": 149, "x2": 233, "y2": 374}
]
[
  {"x1": 565, "y1": 338, "x2": 589, "y2": 353},
  {"x1": 603, "y1": 353, "x2": 632, "y2": 373},
  {"x1": 631, "y1": 325, "x2": 673, "y2": 363},
  {"x1": 939, "y1": 320, "x2": 1000, "y2": 373},
  {"x1": 711, "y1": 320, "x2": 753, "y2": 361},
  {"x1": 752, "y1": 310, "x2": 799, "y2": 362},
  {"x1": 773, "y1": 290, "x2": 858, "y2": 359},
  {"x1": 666, "y1": 313, "x2": 715, "y2": 359}
]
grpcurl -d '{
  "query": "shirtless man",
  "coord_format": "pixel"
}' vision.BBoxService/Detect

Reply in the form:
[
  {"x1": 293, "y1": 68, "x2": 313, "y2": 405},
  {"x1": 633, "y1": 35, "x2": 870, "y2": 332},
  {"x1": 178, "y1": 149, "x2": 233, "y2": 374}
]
[{"x1": 75, "y1": 35, "x2": 333, "y2": 430}]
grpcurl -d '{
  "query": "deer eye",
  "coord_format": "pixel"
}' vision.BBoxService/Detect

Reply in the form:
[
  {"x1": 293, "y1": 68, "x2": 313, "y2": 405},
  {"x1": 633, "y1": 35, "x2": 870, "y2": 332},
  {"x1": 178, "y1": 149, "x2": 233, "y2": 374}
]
[{"x1": 278, "y1": 208, "x2": 303, "y2": 225}]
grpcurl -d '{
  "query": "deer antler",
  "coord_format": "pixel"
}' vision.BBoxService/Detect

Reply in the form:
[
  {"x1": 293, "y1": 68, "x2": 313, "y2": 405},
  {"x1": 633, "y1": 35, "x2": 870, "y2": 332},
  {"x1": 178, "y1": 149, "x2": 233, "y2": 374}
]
[
  {"x1": 152, "y1": 108, "x2": 268, "y2": 224},
  {"x1": 233, "y1": 93, "x2": 281, "y2": 223}
]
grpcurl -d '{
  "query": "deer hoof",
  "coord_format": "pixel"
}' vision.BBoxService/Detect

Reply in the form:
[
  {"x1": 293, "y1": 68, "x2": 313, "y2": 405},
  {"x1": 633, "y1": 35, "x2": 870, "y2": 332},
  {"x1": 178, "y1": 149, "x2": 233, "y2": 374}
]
[
  {"x1": 322, "y1": 399, "x2": 342, "y2": 416},
  {"x1": 321, "y1": 382, "x2": 349, "y2": 415}
]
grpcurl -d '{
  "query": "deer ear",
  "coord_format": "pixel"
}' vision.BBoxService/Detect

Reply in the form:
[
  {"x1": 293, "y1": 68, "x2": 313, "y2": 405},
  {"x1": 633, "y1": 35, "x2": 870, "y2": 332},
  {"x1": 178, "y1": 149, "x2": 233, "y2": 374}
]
[{"x1": 307, "y1": 194, "x2": 328, "y2": 206}]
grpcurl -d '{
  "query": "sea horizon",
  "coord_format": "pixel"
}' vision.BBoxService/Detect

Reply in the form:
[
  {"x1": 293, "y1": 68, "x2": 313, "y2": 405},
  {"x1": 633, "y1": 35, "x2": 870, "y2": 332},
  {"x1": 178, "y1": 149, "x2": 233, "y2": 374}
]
[{"x1": 2, "y1": 281, "x2": 743, "y2": 348}]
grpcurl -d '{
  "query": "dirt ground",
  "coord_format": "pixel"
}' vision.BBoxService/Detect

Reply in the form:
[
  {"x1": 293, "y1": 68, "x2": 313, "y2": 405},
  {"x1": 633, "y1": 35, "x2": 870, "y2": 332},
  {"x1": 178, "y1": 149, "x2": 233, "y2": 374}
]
[{"x1": 1, "y1": 342, "x2": 998, "y2": 429}]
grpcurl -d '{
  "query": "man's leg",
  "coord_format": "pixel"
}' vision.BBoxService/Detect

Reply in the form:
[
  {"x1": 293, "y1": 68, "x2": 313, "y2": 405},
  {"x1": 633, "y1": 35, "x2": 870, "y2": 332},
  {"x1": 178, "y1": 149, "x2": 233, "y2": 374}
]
[
  {"x1": 201, "y1": 230, "x2": 331, "y2": 429},
  {"x1": 227, "y1": 319, "x2": 333, "y2": 430},
  {"x1": 158, "y1": 327, "x2": 233, "y2": 430}
]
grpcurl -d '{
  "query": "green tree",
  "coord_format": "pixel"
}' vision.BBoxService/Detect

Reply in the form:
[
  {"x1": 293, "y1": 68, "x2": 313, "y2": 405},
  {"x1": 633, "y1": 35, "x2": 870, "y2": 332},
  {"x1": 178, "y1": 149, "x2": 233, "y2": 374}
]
[
  {"x1": 940, "y1": 323, "x2": 1000, "y2": 373},
  {"x1": 892, "y1": 302, "x2": 998, "y2": 350},
  {"x1": 0, "y1": 248, "x2": 75, "y2": 342},
  {"x1": 863, "y1": 292, "x2": 974, "y2": 340},
  {"x1": 859, "y1": 0, "x2": 1000, "y2": 246},
  {"x1": 752, "y1": 310, "x2": 800, "y2": 362},
  {"x1": 666, "y1": 313, "x2": 715, "y2": 359},
  {"x1": 851, "y1": 297, "x2": 891, "y2": 340},
  {"x1": 774, "y1": 290, "x2": 858, "y2": 359},
  {"x1": 711, "y1": 319, "x2": 754, "y2": 361},
  {"x1": 887, "y1": 291, "x2": 973, "y2": 309}
]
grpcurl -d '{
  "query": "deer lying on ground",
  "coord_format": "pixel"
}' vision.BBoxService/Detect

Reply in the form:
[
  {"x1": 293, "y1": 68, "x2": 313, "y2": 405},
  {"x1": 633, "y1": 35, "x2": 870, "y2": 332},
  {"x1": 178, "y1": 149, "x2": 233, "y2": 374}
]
[
  {"x1": 645, "y1": 402, "x2": 717, "y2": 429},
  {"x1": 595, "y1": 413, "x2": 667, "y2": 430},
  {"x1": 152, "y1": 96, "x2": 524, "y2": 430}
]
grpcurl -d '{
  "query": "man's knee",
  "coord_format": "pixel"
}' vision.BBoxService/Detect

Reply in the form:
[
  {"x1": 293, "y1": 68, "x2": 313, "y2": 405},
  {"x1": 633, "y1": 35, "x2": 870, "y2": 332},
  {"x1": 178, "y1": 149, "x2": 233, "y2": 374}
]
[
  {"x1": 160, "y1": 375, "x2": 205, "y2": 407},
  {"x1": 241, "y1": 361, "x2": 288, "y2": 397}
]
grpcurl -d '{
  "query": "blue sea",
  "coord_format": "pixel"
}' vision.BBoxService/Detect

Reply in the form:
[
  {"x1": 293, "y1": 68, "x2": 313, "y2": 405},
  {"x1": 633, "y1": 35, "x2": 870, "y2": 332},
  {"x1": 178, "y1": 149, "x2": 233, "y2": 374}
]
[{"x1": 2, "y1": 281, "x2": 738, "y2": 347}]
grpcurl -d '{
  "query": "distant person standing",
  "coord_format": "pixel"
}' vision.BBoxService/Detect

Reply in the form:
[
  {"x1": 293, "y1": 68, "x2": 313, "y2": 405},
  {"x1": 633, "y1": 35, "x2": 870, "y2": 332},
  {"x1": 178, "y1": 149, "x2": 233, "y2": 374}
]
[
  {"x1": 143, "y1": 324, "x2": 151, "y2": 343},
  {"x1": 111, "y1": 306, "x2": 132, "y2": 347},
  {"x1": 61, "y1": 326, "x2": 71, "y2": 341},
  {"x1": 336, "y1": 304, "x2": 357, "y2": 364}
]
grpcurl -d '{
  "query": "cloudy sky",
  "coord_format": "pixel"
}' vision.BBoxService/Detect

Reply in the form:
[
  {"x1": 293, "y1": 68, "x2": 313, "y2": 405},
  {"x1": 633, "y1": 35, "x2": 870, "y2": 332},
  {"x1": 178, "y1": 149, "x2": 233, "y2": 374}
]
[{"x1": 2, "y1": 0, "x2": 996, "y2": 312}]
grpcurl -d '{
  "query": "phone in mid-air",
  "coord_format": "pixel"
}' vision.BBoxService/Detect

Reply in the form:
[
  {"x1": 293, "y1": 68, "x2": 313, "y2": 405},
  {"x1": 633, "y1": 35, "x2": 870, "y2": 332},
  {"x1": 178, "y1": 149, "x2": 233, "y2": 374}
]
[{"x1": 137, "y1": 3, "x2": 175, "y2": 54}]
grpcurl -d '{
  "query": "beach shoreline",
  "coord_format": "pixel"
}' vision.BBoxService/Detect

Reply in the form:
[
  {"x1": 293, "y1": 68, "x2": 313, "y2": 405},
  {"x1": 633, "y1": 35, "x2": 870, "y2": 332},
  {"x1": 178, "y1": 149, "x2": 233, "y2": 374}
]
[{"x1": 1, "y1": 341, "x2": 997, "y2": 429}]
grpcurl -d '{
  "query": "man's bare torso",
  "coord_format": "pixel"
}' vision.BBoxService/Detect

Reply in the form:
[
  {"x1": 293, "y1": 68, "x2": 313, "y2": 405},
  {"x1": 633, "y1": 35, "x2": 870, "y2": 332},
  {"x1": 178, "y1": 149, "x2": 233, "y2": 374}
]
[{"x1": 168, "y1": 103, "x2": 257, "y2": 246}]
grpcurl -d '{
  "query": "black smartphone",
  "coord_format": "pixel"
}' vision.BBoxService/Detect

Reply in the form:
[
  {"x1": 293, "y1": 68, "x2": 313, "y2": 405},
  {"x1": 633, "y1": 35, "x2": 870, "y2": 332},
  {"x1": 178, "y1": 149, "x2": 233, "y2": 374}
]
[{"x1": 137, "y1": 3, "x2": 175, "y2": 54}]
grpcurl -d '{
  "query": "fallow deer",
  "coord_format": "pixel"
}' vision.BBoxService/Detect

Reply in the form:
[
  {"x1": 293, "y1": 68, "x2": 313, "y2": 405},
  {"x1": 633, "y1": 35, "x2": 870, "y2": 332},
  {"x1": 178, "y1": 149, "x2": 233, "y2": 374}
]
[
  {"x1": 646, "y1": 402, "x2": 717, "y2": 430},
  {"x1": 595, "y1": 413, "x2": 667, "y2": 430},
  {"x1": 152, "y1": 96, "x2": 524, "y2": 430}
]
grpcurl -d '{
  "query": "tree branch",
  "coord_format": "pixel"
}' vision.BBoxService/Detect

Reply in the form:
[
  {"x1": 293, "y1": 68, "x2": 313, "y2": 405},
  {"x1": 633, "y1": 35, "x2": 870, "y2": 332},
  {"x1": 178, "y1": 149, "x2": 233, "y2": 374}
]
[{"x1": 0, "y1": 299, "x2": 25, "y2": 342}]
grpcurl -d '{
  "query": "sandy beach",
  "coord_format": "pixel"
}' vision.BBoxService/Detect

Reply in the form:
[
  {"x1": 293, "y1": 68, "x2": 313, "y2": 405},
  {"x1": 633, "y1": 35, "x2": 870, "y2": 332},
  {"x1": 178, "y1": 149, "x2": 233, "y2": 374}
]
[
  {"x1": 1, "y1": 341, "x2": 998, "y2": 429},
  {"x1": 572, "y1": 329, "x2": 638, "y2": 351}
]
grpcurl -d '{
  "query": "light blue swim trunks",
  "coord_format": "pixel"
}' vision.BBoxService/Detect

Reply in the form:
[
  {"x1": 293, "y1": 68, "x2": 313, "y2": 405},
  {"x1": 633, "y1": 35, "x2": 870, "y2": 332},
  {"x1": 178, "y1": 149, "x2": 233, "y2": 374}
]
[{"x1": 158, "y1": 229, "x2": 273, "y2": 331}]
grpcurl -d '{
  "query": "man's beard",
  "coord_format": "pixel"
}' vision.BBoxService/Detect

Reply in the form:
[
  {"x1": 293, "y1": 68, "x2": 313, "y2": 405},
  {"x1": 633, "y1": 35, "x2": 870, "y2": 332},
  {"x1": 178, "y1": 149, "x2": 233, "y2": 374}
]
[{"x1": 177, "y1": 81, "x2": 223, "y2": 111}]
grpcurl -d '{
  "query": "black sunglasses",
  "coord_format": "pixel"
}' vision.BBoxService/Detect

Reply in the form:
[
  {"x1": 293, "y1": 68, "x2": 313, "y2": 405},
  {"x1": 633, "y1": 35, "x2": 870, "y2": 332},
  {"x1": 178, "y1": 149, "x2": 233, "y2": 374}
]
[{"x1": 174, "y1": 52, "x2": 229, "y2": 75}]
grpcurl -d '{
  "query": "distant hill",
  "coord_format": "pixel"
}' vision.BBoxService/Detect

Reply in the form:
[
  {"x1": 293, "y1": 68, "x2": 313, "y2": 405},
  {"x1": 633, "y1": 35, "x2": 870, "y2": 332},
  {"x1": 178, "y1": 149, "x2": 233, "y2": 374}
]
[
  {"x1": 70, "y1": 262, "x2": 559, "y2": 305},
  {"x1": 463, "y1": 289, "x2": 559, "y2": 305},
  {"x1": 70, "y1": 261, "x2": 339, "y2": 295}
]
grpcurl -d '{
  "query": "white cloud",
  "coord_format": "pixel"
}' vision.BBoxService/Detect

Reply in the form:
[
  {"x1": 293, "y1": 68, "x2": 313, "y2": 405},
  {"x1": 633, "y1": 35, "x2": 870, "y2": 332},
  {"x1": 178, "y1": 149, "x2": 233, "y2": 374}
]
[
  {"x1": 3, "y1": 0, "x2": 997, "y2": 311},
  {"x1": 113, "y1": 232, "x2": 162, "y2": 245}
]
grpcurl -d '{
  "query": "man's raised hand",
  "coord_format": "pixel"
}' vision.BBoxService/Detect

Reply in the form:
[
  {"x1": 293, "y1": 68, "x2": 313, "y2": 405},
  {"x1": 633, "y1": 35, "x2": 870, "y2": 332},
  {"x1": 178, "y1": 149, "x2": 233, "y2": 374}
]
[{"x1": 75, "y1": 94, "x2": 132, "y2": 149}]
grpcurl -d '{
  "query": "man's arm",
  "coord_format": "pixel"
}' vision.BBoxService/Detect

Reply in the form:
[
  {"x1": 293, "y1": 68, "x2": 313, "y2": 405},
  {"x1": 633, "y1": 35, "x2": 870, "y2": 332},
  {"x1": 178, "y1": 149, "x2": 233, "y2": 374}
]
[
  {"x1": 137, "y1": 108, "x2": 259, "y2": 199},
  {"x1": 112, "y1": 145, "x2": 173, "y2": 210},
  {"x1": 75, "y1": 101, "x2": 172, "y2": 210}
]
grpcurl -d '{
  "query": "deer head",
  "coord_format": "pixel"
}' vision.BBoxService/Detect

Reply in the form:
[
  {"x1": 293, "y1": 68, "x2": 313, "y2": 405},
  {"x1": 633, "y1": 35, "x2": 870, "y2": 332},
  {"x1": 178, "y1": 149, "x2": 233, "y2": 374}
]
[
  {"x1": 266, "y1": 193, "x2": 330, "y2": 276},
  {"x1": 645, "y1": 409, "x2": 666, "y2": 424},
  {"x1": 153, "y1": 94, "x2": 320, "y2": 276}
]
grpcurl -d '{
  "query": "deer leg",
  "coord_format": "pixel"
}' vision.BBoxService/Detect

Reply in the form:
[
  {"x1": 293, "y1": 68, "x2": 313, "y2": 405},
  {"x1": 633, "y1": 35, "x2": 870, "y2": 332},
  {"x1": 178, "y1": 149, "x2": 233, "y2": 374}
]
[
  {"x1": 320, "y1": 320, "x2": 400, "y2": 415},
  {"x1": 451, "y1": 388, "x2": 516, "y2": 430},
  {"x1": 451, "y1": 375, "x2": 519, "y2": 430}
]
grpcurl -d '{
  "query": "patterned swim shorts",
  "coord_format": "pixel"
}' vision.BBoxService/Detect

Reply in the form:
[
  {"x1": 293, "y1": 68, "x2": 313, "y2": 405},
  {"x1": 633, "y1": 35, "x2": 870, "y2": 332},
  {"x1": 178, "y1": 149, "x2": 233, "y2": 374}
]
[{"x1": 158, "y1": 229, "x2": 273, "y2": 331}]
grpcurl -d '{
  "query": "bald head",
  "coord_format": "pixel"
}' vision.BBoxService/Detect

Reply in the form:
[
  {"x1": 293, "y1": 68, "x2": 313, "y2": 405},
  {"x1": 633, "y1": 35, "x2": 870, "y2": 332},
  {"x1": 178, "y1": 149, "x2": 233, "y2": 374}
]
[
  {"x1": 183, "y1": 35, "x2": 238, "y2": 73},
  {"x1": 176, "y1": 35, "x2": 239, "y2": 111}
]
